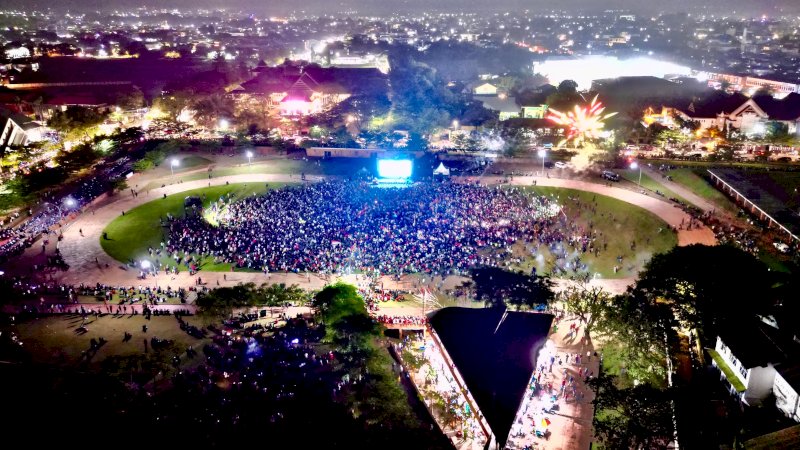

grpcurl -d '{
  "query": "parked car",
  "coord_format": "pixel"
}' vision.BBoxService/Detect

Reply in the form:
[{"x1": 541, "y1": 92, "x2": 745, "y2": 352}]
[
  {"x1": 554, "y1": 161, "x2": 568, "y2": 169},
  {"x1": 543, "y1": 161, "x2": 555, "y2": 169},
  {"x1": 601, "y1": 170, "x2": 620, "y2": 181}
]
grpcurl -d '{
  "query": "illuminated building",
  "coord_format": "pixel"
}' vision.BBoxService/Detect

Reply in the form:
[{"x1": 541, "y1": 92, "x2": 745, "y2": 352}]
[{"x1": 233, "y1": 61, "x2": 387, "y2": 118}]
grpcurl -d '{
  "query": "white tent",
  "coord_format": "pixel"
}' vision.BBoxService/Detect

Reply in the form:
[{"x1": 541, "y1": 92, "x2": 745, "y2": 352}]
[{"x1": 433, "y1": 162, "x2": 450, "y2": 176}]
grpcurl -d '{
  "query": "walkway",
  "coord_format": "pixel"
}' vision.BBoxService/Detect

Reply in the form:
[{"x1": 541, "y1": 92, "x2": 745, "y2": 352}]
[{"x1": 4, "y1": 171, "x2": 716, "y2": 301}]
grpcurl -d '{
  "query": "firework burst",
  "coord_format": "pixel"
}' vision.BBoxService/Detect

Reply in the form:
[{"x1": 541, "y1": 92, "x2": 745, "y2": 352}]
[{"x1": 547, "y1": 95, "x2": 617, "y2": 147}]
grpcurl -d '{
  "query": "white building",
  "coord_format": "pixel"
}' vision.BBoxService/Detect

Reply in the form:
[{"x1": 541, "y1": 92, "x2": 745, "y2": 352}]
[
  {"x1": 775, "y1": 367, "x2": 800, "y2": 422},
  {"x1": 709, "y1": 323, "x2": 800, "y2": 422},
  {"x1": 0, "y1": 109, "x2": 46, "y2": 150},
  {"x1": 677, "y1": 93, "x2": 800, "y2": 137}
]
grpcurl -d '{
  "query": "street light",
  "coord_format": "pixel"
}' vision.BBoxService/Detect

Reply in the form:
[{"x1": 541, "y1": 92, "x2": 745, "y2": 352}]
[
  {"x1": 538, "y1": 148, "x2": 547, "y2": 176},
  {"x1": 630, "y1": 161, "x2": 642, "y2": 187},
  {"x1": 65, "y1": 198, "x2": 76, "y2": 208},
  {"x1": 246, "y1": 150, "x2": 253, "y2": 166},
  {"x1": 170, "y1": 158, "x2": 179, "y2": 176}
]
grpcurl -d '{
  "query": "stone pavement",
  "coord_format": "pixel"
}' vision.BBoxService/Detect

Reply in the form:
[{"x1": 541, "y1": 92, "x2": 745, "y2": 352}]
[{"x1": 504, "y1": 312, "x2": 599, "y2": 450}]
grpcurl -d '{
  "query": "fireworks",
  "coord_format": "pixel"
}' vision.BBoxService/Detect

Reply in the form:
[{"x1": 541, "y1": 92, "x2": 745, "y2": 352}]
[{"x1": 547, "y1": 95, "x2": 617, "y2": 147}]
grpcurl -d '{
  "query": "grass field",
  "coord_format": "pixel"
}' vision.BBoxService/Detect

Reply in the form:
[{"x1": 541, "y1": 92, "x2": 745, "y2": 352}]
[
  {"x1": 102, "y1": 184, "x2": 676, "y2": 279},
  {"x1": 144, "y1": 157, "x2": 366, "y2": 190},
  {"x1": 101, "y1": 183, "x2": 283, "y2": 271},
  {"x1": 516, "y1": 187, "x2": 678, "y2": 278},
  {"x1": 666, "y1": 168, "x2": 740, "y2": 213},
  {"x1": 175, "y1": 155, "x2": 213, "y2": 170},
  {"x1": 5, "y1": 314, "x2": 210, "y2": 369},
  {"x1": 620, "y1": 168, "x2": 689, "y2": 205}
]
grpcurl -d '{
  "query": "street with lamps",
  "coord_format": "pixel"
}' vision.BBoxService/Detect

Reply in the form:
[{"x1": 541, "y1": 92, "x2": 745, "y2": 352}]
[
  {"x1": 630, "y1": 161, "x2": 642, "y2": 187},
  {"x1": 538, "y1": 148, "x2": 547, "y2": 176},
  {"x1": 170, "y1": 158, "x2": 179, "y2": 176}
]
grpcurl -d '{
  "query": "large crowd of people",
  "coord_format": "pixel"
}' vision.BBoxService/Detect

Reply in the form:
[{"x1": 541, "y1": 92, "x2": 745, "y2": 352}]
[
  {"x1": 0, "y1": 176, "x2": 118, "y2": 261},
  {"x1": 165, "y1": 180, "x2": 568, "y2": 276}
]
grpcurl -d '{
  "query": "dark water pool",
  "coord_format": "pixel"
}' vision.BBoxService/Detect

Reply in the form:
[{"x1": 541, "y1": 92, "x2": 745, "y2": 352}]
[{"x1": 430, "y1": 307, "x2": 553, "y2": 445}]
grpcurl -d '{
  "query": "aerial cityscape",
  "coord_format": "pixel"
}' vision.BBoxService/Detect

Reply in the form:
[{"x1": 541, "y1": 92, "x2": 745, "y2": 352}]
[{"x1": 1, "y1": 1, "x2": 799, "y2": 449}]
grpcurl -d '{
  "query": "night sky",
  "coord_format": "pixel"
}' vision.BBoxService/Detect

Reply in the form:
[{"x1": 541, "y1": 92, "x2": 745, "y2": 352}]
[{"x1": 3, "y1": 0, "x2": 799, "y2": 16}]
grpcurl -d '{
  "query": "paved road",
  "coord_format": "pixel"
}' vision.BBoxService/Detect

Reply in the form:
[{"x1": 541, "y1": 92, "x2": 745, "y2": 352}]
[
  {"x1": 8, "y1": 170, "x2": 716, "y2": 300},
  {"x1": 470, "y1": 175, "x2": 716, "y2": 247}
]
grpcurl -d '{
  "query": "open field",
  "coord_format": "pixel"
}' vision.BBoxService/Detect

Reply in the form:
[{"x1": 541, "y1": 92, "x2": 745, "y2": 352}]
[
  {"x1": 4, "y1": 314, "x2": 211, "y2": 370},
  {"x1": 143, "y1": 157, "x2": 367, "y2": 190},
  {"x1": 515, "y1": 187, "x2": 678, "y2": 278}
]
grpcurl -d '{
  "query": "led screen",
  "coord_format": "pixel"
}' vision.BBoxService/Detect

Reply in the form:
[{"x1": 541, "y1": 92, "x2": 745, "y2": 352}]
[{"x1": 377, "y1": 159, "x2": 413, "y2": 179}]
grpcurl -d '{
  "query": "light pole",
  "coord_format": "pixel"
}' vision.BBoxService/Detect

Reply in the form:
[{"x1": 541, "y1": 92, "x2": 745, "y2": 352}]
[
  {"x1": 630, "y1": 161, "x2": 642, "y2": 187},
  {"x1": 246, "y1": 150, "x2": 253, "y2": 166},
  {"x1": 170, "y1": 158, "x2": 179, "y2": 176},
  {"x1": 538, "y1": 148, "x2": 547, "y2": 176}
]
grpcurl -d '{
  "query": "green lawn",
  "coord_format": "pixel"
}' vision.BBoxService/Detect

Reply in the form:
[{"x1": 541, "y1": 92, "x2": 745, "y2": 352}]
[
  {"x1": 174, "y1": 155, "x2": 213, "y2": 170},
  {"x1": 144, "y1": 158, "x2": 366, "y2": 190},
  {"x1": 101, "y1": 183, "x2": 283, "y2": 270},
  {"x1": 666, "y1": 168, "x2": 739, "y2": 213},
  {"x1": 620, "y1": 169, "x2": 690, "y2": 206},
  {"x1": 516, "y1": 187, "x2": 678, "y2": 278}
]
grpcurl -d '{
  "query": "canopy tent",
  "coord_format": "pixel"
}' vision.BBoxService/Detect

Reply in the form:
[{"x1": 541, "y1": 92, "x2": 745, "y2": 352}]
[{"x1": 433, "y1": 162, "x2": 451, "y2": 176}]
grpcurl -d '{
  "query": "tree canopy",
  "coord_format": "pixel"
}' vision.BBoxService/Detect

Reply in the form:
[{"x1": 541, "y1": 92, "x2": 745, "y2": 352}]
[
  {"x1": 463, "y1": 266, "x2": 554, "y2": 310},
  {"x1": 629, "y1": 244, "x2": 776, "y2": 341}
]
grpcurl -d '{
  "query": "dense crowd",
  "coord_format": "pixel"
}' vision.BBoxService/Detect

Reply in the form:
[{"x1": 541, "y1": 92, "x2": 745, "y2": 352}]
[
  {"x1": 165, "y1": 180, "x2": 565, "y2": 276},
  {"x1": 0, "y1": 176, "x2": 120, "y2": 261}
]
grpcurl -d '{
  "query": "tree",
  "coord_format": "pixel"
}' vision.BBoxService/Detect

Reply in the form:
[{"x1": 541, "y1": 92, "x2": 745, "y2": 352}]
[
  {"x1": 109, "y1": 179, "x2": 128, "y2": 195},
  {"x1": 195, "y1": 284, "x2": 256, "y2": 322},
  {"x1": 192, "y1": 94, "x2": 235, "y2": 129},
  {"x1": 590, "y1": 373, "x2": 675, "y2": 449},
  {"x1": 153, "y1": 90, "x2": 195, "y2": 120},
  {"x1": 546, "y1": 80, "x2": 582, "y2": 111},
  {"x1": 54, "y1": 143, "x2": 100, "y2": 173},
  {"x1": 313, "y1": 282, "x2": 377, "y2": 342},
  {"x1": 629, "y1": 244, "x2": 775, "y2": 345},
  {"x1": 559, "y1": 280, "x2": 613, "y2": 341},
  {"x1": 463, "y1": 266, "x2": 554, "y2": 310},
  {"x1": 257, "y1": 283, "x2": 309, "y2": 307},
  {"x1": 598, "y1": 293, "x2": 672, "y2": 386},
  {"x1": 653, "y1": 128, "x2": 689, "y2": 149},
  {"x1": 48, "y1": 106, "x2": 109, "y2": 142},
  {"x1": 114, "y1": 86, "x2": 145, "y2": 110}
]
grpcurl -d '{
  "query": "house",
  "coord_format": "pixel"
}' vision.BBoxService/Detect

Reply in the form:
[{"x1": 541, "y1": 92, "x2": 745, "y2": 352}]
[
  {"x1": 709, "y1": 321, "x2": 800, "y2": 422},
  {"x1": 521, "y1": 105, "x2": 548, "y2": 119},
  {"x1": 472, "y1": 82, "x2": 499, "y2": 96},
  {"x1": 479, "y1": 95, "x2": 520, "y2": 121},
  {"x1": 677, "y1": 93, "x2": 800, "y2": 136},
  {"x1": 0, "y1": 108, "x2": 46, "y2": 151},
  {"x1": 233, "y1": 61, "x2": 387, "y2": 118}
]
